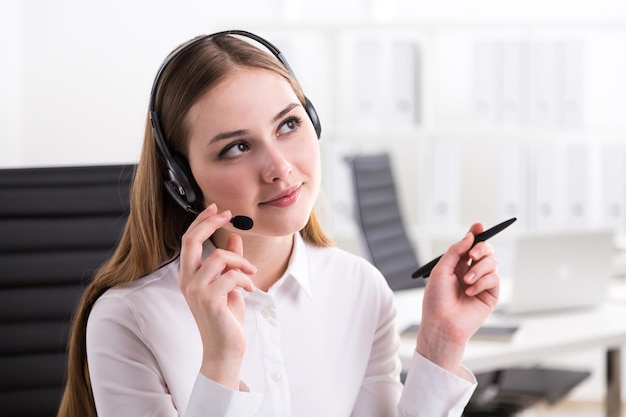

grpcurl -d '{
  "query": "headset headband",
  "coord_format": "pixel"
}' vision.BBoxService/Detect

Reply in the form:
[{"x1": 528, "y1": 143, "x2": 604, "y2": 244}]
[{"x1": 149, "y1": 30, "x2": 295, "y2": 114}]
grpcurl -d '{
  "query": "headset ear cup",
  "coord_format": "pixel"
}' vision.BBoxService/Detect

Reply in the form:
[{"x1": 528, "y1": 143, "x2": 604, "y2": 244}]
[
  {"x1": 168, "y1": 153, "x2": 202, "y2": 209},
  {"x1": 304, "y1": 97, "x2": 322, "y2": 139}
]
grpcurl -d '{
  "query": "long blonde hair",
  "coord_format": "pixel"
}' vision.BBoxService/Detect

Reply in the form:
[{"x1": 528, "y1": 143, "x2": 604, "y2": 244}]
[{"x1": 57, "y1": 33, "x2": 332, "y2": 417}]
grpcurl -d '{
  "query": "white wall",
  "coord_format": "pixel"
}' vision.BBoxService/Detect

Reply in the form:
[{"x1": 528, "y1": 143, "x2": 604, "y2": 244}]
[
  {"x1": 3, "y1": 0, "x2": 626, "y2": 237},
  {"x1": 0, "y1": 0, "x2": 24, "y2": 166},
  {"x1": 3, "y1": 0, "x2": 626, "y2": 167}
]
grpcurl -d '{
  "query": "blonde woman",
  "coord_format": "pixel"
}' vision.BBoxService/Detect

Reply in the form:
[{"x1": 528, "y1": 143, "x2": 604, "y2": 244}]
[{"x1": 58, "y1": 30, "x2": 499, "y2": 417}]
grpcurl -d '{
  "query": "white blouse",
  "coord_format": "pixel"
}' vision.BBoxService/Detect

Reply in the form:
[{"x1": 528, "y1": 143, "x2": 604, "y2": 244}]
[{"x1": 87, "y1": 233, "x2": 476, "y2": 417}]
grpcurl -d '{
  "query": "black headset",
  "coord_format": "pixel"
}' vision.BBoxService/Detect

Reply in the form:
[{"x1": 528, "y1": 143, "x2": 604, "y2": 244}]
[{"x1": 148, "y1": 29, "x2": 322, "y2": 216}]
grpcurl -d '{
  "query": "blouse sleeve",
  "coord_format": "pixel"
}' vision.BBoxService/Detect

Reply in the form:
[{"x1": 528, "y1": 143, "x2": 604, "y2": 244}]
[
  {"x1": 87, "y1": 296, "x2": 263, "y2": 417},
  {"x1": 186, "y1": 375, "x2": 264, "y2": 417},
  {"x1": 399, "y1": 351, "x2": 477, "y2": 417},
  {"x1": 350, "y1": 275, "x2": 477, "y2": 417}
]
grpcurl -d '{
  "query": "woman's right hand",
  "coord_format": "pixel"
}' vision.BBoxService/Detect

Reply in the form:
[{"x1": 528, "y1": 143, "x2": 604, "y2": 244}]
[{"x1": 178, "y1": 204, "x2": 257, "y2": 390}]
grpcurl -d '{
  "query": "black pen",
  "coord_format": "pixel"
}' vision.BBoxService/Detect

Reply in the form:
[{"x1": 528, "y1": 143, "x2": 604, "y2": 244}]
[{"x1": 411, "y1": 217, "x2": 517, "y2": 279}]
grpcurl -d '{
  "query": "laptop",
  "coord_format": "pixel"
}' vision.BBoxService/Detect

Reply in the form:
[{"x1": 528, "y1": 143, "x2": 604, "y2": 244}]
[{"x1": 496, "y1": 231, "x2": 614, "y2": 315}]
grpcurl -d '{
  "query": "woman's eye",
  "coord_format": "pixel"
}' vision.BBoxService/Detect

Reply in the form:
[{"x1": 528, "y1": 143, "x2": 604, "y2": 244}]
[
  {"x1": 277, "y1": 116, "x2": 302, "y2": 136},
  {"x1": 219, "y1": 141, "x2": 250, "y2": 159}
]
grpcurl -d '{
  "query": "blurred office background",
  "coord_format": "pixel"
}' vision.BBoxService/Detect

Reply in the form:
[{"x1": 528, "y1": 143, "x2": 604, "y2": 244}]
[
  {"x1": 3, "y1": 0, "x2": 626, "y2": 411},
  {"x1": 4, "y1": 0, "x2": 626, "y2": 256}
]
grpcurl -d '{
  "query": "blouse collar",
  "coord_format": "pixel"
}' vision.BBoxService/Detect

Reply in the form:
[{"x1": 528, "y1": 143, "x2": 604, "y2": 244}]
[
  {"x1": 200, "y1": 232, "x2": 313, "y2": 299},
  {"x1": 273, "y1": 232, "x2": 313, "y2": 299}
]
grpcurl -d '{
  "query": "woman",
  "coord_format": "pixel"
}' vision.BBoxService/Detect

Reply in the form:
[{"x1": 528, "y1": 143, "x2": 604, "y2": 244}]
[{"x1": 58, "y1": 30, "x2": 499, "y2": 417}]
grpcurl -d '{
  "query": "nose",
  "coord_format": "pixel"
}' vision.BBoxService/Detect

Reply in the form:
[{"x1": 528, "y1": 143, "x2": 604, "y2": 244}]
[{"x1": 261, "y1": 146, "x2": 293, "y2": 182}]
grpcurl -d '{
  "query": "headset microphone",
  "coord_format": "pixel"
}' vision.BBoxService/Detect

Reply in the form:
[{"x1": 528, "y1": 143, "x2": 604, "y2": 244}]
[
  {"x1": 164, "y1": 181, "x2": 254, "y2": 230},
  {"x1": 231, "y1": 215, "x2": 254, "y2": 231}
]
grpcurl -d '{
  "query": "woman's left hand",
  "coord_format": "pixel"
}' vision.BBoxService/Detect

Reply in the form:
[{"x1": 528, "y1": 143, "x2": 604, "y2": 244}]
[{"x1": 416, "y1": 222, "x2": 500, "y2": 376}]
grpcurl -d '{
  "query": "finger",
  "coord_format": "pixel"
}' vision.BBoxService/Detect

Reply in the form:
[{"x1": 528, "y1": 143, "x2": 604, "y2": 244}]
[
  {"x1": 223, "y1": 233, "x2": 255, "y2": 281},
  {"x1": 433, "y1": 232, "x2": 475, "y2": 276},
  {"x1": 182, "y1": 250, "x2": 256, "y2": 299},
  {"x1": 468, "y1": 221, "x2": 484, "y2": 235},
  {"x1": 196, "y1": 248, "x2": 257, "y2": 280},
  {"x1": 188, "y1": 209, "x2": 232, "y2": 246},
  {"x1": 183, "y1": 203, "x2": 220, "y2": 239},
  {"x1": 183, "y1": 271, "x2": 254, "y2": 321},
  {"x1": 180, "y1": 207, "x2": 232, "y2": 275},
  {"x1": 210, "y1": 269, "x2": 256, "y2": 294},
  {"x1": 461, "y1": 223, "x2": 488, "y2": 270},
  {"x1": 465, "y1": 271, "x2": 500, "y2": 299},
  {"x1": 225, "y1": 233, "x2": 243, "y2": 257},
  {"x1": 181, "y1": 244, "x2": 254, "y2": 296},
  {"x1": 464, "y1": 255, "x2": 498, "y2": 285},
  {"x1": 469, "y1": 241, "x2": 495, "y2": 263}
]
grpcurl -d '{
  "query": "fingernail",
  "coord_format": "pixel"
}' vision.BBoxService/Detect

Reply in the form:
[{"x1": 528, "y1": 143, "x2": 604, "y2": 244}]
[{"x1": 465, "y1": 272, "x2": 476, "y2": 284}]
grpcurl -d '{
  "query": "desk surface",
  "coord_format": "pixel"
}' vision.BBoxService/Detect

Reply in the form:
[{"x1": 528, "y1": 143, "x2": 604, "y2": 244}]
[{"x1": 395, "y1": 282, "x2": 626, "y2": 373}]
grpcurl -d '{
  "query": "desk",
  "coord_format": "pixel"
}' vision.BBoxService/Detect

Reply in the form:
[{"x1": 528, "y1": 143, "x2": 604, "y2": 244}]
[{"x1": 395, "y1": 289, "x2": 626, "y2": 417}]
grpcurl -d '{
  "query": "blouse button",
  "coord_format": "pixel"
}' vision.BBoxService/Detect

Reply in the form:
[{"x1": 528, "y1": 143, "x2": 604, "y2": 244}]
[
  {"x1": 261, "y1": 307, "x2": 273, "y2": 318},
  {"x1": 271, "y1": 372, "x2": 282, "y2": 382}
]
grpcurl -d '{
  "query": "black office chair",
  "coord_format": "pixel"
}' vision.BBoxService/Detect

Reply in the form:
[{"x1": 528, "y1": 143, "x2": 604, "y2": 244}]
[
  {"x1": 345, "y1": 152, "x2": 424, "y2": 291},
  {"x1": 0, "y1": 164, "x2": 133, "y2": 417}
]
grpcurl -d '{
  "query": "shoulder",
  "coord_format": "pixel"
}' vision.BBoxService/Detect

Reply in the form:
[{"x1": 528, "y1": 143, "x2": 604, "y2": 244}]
[
  {"x1": 307, "y1": 243, "x2": 383, "y2": 277},
  {"x1": 304, "y1": 242, "x2": 392, "y2": 297},
  {"x1": 89, "y1": 258, "x2": 183, "y2": 329},
  {"x1": 102, "y1": 258, "x2": 180, "y2": 299}
]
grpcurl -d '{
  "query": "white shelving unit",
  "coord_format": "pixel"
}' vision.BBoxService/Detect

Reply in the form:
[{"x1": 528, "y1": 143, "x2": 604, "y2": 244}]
[{"x1": 242, "y1": 23, "x2": 626, "y2": 263}]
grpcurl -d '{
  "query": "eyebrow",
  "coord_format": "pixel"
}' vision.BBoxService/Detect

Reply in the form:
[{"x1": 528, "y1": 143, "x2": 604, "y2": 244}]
[
  {"x1": 209, "y1": 102, "x2": 301, "y2": 144},
  {"x1": 272, "y1": 102, "x2": 300, "y2": 123}
]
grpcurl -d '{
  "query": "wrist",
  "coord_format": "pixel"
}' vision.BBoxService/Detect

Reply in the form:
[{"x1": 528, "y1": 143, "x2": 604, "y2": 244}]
[
  {"x1": 415, "y1": 323, "x2": 467, "y2": 377},
  {"x1": 200, "y1": 356, "x2": 243, "y2": 391}
]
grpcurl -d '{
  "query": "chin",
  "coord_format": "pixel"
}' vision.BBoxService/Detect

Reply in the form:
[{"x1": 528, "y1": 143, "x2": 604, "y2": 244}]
[{"x1": 264, "y1": 215, "x2": 309, "y2": 237}]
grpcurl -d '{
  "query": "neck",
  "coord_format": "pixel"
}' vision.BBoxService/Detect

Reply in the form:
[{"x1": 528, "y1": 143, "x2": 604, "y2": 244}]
[{"x1": 212, "y1": 231, "x2": 295, "y2": 292}]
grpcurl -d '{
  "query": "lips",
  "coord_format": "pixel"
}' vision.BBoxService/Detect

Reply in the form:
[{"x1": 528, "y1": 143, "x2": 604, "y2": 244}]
[{"x1": 260, "y1": 184, "x2": 302, "y2": 207}]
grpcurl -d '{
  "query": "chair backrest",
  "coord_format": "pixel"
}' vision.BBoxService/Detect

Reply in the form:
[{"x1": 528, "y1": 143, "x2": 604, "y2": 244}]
[
  {"x1": 0, "y1": 164, "x2": 134, "y2": 417},
  {"x1": 345, "y1": 153, "x2": 424, "y2": 291}
]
